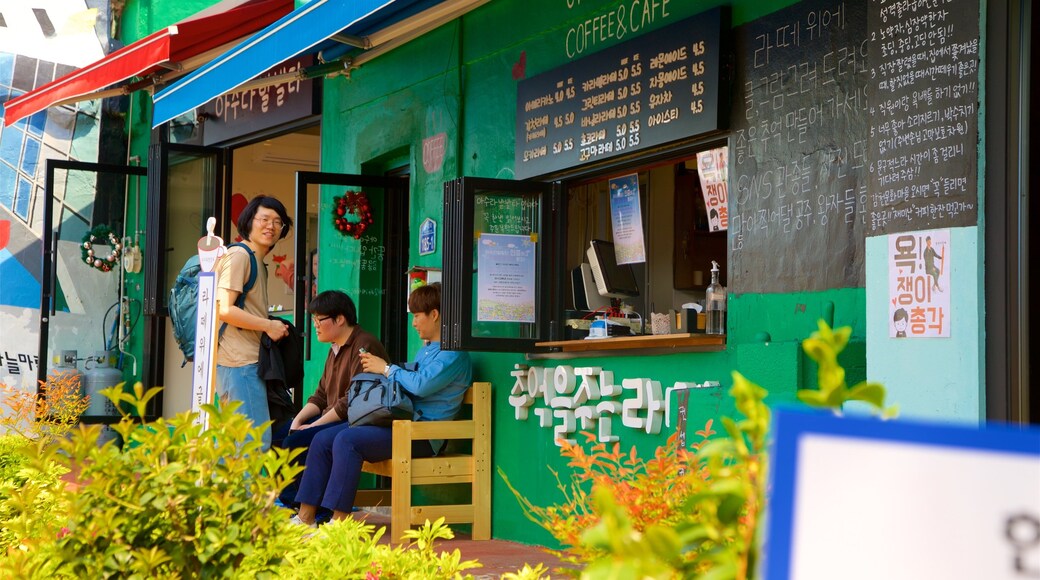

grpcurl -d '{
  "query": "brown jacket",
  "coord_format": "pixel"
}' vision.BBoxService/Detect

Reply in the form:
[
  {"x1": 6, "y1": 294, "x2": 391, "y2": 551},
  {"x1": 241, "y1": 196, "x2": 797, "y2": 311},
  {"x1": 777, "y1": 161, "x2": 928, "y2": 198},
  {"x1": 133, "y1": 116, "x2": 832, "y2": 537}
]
[{"x1": 307, "y1": 326, "x2": 388, "y2": 420}]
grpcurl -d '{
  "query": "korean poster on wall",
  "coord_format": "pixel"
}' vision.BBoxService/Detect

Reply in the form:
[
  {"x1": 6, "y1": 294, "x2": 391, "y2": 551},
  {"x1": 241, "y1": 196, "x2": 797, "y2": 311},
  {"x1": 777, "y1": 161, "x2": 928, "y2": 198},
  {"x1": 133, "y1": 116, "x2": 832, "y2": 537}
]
[
  {"x1": 476, "y1": 233, "x2": 536, "y2": 323},
  {"x1": 888, "y1": 229, "x2": 950, "y2": 338},
  {"x1": 696, "y1": 146, "x2": 729, "y2": 232},
  {"x1": 608, "y1": 174, "x2": 647, "y2": 264}
]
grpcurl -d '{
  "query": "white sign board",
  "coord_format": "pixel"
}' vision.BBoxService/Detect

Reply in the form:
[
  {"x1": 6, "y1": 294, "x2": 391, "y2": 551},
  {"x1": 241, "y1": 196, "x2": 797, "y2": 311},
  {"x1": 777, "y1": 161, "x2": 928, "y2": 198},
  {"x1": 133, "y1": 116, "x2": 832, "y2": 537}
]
[
  {"x1": 191, "y1": 220, "x2": 225, "y2": 428},
  {"x1": 190, "y1": 272, "x2": 218, "y2": 429},
  {"x1": 767, "y1": 410, "x2": 1040, "y2": 580}
]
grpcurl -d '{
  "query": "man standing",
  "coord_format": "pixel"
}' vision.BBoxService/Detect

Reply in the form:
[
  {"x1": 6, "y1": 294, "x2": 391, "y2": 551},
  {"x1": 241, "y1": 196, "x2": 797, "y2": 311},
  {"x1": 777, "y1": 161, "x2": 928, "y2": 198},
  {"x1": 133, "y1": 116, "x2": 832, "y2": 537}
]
[
  {"x1": 923, "y1": 236, "x2": 943, "y2": 292},
  {"x1": 215, "y1": 195, "x2": 292, "y2": 450}
]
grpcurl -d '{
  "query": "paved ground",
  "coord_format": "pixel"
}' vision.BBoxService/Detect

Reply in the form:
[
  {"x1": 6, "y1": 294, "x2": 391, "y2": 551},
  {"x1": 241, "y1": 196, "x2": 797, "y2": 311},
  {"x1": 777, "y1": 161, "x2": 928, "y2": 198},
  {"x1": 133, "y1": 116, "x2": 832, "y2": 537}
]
[{"x1": 359, "y1": 510, "x2": 576, "y2": 578}]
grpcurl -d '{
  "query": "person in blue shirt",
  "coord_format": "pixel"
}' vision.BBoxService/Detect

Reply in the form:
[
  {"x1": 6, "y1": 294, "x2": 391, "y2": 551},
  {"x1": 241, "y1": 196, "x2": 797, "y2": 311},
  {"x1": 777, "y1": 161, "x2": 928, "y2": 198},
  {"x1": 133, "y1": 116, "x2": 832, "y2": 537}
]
[{"x1": 290, "y1": 283, "x2": 471, "y2": 527}]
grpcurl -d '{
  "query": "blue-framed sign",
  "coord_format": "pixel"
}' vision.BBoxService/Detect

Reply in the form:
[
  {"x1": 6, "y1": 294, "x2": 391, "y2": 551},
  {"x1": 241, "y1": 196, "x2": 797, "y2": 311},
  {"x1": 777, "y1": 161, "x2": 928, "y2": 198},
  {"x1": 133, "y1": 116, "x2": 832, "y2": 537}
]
[
  {"x1": 419, "y1": 218, "x2": 436, "y2": 256},
  {"x1": 766, "y1": 409, "x2": 1040, "y2": 580}
]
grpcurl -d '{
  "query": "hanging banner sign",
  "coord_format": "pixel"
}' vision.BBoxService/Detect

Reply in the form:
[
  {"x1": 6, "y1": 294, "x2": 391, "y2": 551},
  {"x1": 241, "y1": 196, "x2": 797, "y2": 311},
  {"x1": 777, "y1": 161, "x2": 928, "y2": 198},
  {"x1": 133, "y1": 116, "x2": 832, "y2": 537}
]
[
  {"x1": 888, "y1": 229, "x2": 950, "y2": 338},
  {"x1": 608, "y1": 173, "x2": 646, "y2": 264},
  {"x1": 696, "y1": 146, "x2": 728, "y2": 232}
]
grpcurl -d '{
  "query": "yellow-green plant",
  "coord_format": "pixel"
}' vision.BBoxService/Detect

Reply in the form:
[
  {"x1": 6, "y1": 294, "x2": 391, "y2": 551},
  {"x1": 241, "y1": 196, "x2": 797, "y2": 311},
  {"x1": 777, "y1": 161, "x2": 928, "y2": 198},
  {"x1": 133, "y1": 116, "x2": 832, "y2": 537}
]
[
  {"x1": 0, "y1": 373, "x2": 84, "y2": 556},
  {"x1": 503, "y1": 322, "x2": 893, "y2": 580},
  {"x1": 798, "y1": 321, "x2": 898, "y2": 417},
  {"x1": 281, "y1": 516, "x2": 483, "y2": 579},
  {"x1": 0, "y1": 383, "x2": 307, "y2": 578},
  {"x1": 0, "y1": 434, "x2": 69, "y2": 555}
]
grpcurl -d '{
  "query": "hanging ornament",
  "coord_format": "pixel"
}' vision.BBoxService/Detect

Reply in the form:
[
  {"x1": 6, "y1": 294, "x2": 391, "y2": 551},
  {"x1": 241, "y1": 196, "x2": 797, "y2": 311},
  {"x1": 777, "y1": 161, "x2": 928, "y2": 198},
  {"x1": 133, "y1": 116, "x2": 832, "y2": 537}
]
[
  {"x1": 81, "y1": 225, "x2": 122, "y2": 273},
  {"x1": 331, "y1": 190, "x2": 375, "y2": 239}
]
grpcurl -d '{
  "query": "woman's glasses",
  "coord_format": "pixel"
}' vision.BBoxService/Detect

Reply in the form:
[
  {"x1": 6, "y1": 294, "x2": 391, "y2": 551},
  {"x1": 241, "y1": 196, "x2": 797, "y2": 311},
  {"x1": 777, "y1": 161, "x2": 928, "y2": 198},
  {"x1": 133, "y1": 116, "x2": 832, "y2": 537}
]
[{"x1": 253, "y1": 216, "x2": 285, "y2": 230}]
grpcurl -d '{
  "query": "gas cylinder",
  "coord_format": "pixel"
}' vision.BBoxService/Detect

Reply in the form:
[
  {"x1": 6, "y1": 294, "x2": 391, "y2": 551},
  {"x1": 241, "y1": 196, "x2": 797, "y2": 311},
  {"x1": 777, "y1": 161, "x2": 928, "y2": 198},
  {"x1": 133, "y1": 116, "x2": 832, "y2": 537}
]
[
  {"x1": 83, "y1": 351, "x2": 122, "y2": 418},
  {"x1": 49, "y1": 349, "x2": 83, "y2": 392}
]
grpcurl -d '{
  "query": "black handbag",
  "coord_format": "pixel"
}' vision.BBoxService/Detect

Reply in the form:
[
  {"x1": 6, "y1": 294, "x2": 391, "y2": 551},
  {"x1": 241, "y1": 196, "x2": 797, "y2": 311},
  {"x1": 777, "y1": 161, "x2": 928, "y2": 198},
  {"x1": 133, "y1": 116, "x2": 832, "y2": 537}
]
[{"x1": 346, "y1": 372, "x2": 417, "y2": 427}]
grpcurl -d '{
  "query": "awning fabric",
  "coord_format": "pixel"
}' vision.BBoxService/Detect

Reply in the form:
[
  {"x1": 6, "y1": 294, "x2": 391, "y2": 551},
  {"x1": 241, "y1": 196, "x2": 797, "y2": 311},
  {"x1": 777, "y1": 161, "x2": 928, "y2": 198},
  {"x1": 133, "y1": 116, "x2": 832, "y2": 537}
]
[
  {"x1": 2, "y1": 0, "x2": 293, "y2": 127},
  {"x1": 151, "y1": 0, "x2": 443, "y2": 128}
]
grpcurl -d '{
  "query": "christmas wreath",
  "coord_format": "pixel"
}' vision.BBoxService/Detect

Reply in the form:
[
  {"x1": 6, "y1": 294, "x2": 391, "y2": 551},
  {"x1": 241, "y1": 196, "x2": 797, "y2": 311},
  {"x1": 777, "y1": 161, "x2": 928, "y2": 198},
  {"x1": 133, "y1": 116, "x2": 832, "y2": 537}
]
[
  {"x1": 81, "y1": 224, "x2": 122, "y2": 273},
  {"x1": 332, "y1": 190, "x2": 374, "y2": 239}
]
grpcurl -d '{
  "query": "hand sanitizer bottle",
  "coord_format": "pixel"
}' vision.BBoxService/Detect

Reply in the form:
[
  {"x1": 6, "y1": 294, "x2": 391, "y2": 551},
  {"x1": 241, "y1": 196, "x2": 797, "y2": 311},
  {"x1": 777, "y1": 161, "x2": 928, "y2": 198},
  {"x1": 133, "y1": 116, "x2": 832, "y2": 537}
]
[{"x1": 705, "y1": 260, "x2": 726, "y2": 335}]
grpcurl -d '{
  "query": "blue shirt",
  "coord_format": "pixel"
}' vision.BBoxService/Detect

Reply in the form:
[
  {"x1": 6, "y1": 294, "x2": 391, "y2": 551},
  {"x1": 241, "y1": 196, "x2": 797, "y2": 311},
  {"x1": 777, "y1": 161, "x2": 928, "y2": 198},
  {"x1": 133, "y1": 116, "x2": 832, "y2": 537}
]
[{"x1": 385, "y1": 342, "x2": 471, "y2": 422}]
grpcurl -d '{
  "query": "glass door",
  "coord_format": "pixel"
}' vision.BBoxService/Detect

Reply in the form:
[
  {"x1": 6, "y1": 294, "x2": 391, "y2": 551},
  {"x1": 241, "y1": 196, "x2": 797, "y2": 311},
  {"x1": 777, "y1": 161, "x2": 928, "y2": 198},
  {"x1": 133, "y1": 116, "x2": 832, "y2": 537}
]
[
  {"x1": 294, "y1": 171, "x2": 408, "y2": 405},
  {"x1": 37, "y1": 159, "x2": 147, "y2": 423},
  {"x1": 145, "y1": 143, "x2": 226, "y2": 417}
]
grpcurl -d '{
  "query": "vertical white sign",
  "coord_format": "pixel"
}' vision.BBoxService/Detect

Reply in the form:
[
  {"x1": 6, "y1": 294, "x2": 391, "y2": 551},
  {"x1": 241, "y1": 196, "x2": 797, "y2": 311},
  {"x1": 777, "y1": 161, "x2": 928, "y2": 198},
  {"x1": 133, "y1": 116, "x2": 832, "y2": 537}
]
[
  {"x1": 191, "y1": 218, "x2": 226, "y2": 428},
  {"x1": 888, "y1": 228, "x2": 950, "y2": 338},
  {"x1": 191, "y1": 272, "x2": 218, "y2": 428}
]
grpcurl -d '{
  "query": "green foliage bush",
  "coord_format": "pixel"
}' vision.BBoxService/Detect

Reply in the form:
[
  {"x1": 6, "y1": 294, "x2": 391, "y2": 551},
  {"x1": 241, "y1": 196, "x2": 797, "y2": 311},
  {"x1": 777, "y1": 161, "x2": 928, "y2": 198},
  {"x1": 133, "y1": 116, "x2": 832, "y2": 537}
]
[
  {"x1": 1, "y1": 383, "x2": 308, "y2": 578},
  {"x1": 0, "y1": 434, "x2": 69, "y2": 555},
  {"x1": 1, "y1": 384, "x2": 539, "y2": 579},
  {"x1": 503, "y1": 322, "x2": 895, "y2": 580},
  {"x1": 283, "y1": 517, "x2": 483, "y2": 579}
]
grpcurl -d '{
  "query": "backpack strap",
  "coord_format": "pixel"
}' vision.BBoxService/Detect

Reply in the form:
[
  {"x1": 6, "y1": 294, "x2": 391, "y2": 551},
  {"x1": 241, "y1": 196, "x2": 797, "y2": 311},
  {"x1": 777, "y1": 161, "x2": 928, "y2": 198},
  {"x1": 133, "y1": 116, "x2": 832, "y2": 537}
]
[{"x1": 219, "y1": 242, "x2": 260, "y2": 339}]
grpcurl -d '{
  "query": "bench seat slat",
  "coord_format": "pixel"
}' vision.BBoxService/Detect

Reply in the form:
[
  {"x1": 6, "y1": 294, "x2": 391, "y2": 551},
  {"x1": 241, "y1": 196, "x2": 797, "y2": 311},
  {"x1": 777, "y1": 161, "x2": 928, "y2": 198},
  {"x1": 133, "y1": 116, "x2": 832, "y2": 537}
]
[{"x1": 357, "y1": 381, "x2": 492, "y2": 542}]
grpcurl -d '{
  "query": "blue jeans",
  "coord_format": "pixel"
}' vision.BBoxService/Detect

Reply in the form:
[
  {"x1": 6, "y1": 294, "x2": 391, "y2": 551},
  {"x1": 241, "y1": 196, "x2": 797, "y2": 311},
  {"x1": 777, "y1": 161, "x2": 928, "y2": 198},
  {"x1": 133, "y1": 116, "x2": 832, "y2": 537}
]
[
  {"x1": 295, "y1": 423, "x2": 434, "y2": 513},
  {"x1": 216, "y1": 363, "x2": 271, "y2": 450}
]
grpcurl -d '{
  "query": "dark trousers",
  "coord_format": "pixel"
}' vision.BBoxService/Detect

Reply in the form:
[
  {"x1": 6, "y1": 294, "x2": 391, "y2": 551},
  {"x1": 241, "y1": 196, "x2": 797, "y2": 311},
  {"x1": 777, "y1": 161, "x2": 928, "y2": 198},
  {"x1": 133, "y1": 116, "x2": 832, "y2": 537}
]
[
  {"x1": 294, "y1": 422, "x2": 434, "y2": 513},
  {"x1": 276, "y1": 418, "x2": 345, "y2": 506}
]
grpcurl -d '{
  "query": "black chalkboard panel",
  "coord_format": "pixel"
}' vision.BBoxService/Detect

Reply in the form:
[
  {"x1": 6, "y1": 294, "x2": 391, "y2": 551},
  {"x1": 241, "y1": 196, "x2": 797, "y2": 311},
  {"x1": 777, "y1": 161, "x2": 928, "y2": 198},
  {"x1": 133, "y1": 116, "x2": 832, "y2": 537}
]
[
  {"x1": 866, "y1": 0, "x2": 979, "y2": 235},
  {"x1": 730, "y1": 0, "x2": 870, "y2": 293},
  {"x1": 515, "y1": 7, "x2": 727, "y2": 180}
]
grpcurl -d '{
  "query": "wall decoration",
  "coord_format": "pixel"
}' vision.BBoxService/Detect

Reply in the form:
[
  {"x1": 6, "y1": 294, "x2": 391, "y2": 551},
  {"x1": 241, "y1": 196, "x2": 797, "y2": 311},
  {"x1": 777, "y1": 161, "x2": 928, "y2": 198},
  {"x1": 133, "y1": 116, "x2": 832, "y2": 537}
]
[
  {"x1": 888, "y1": 229, "x2": 950, "y2": 338},
  {"x1": 80, "y1": 224, "x2": 122, "y2": 273},
  {"x1": 331, "y1": 190, "x2": 374, "y2": 239},
  {"x1": 508, "y1": 362, "x2": 718, "y2": 446}
]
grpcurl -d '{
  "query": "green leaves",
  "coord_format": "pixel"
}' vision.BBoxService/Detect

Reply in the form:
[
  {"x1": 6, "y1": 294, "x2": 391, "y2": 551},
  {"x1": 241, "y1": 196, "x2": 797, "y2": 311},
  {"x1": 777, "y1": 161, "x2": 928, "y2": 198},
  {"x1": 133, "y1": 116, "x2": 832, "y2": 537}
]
[{"x1": 798, "y1": 321, "x2": 898, "y2": 418}]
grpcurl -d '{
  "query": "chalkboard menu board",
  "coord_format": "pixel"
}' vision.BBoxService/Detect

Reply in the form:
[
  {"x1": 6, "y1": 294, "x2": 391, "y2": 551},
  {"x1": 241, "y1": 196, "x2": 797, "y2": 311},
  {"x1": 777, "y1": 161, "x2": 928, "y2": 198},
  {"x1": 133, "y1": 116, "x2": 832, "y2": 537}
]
[
  {"x1": 866, "y1": 0, "x2": 979, "y2": 235},
  {"x1": 514, "y1": 7, "x2": 727, "y2": 180},
  {"x1": 730, "y1": 0, "x2": 869, "y2": 293}
]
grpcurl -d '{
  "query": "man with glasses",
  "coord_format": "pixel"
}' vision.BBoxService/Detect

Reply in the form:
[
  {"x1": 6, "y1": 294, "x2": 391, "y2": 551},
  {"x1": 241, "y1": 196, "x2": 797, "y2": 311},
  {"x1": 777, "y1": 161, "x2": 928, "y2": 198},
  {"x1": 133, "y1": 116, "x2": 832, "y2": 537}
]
[
  {"x1": 215, "y1": 194, "x2": 293, "y2": 450},
  {"x1": 277, "y1": 289, "x2": 388, "y2": 508}
]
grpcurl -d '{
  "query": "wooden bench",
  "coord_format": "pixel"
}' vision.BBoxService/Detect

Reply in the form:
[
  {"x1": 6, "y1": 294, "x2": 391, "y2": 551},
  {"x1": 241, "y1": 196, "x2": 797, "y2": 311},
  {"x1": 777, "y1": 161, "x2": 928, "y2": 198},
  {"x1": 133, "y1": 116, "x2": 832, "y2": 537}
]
[{"x1": 356, "y1": 381, "x2": 491, "y2": 543}]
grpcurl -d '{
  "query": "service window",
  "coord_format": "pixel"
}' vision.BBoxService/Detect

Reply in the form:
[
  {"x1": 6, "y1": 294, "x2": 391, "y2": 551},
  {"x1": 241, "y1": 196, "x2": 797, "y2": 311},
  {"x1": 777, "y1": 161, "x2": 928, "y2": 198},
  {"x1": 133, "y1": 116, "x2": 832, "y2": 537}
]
[
  {"x1": 441, "y1": 177, "x2": 560, "y2": 352},
  {"x1": 443, "y1": 144, "x2": 728, "y2": 353}
]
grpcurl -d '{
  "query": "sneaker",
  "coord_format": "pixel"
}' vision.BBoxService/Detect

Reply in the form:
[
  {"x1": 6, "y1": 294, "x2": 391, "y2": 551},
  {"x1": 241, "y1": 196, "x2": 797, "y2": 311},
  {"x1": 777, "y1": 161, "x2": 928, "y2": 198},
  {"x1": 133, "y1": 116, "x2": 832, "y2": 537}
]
[{"x1": 289, "y1": 514, "x2": 317, "y2": 529}]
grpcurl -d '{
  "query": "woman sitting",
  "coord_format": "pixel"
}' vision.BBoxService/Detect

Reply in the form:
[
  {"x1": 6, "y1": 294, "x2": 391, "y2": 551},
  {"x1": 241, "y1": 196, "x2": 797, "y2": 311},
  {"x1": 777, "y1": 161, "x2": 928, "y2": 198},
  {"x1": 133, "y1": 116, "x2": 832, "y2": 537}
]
[{"x1": 290, "y1": 283, "x2": 471, "y2": 526}]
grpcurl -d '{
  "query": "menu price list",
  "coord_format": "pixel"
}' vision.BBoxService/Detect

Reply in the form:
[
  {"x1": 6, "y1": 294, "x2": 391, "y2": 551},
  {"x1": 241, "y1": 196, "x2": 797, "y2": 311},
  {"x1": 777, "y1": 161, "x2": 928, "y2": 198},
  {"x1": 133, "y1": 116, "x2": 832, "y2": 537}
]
[
  {"x1": 867, "y1": 0, "x2": 979, "y2": 235},
  {"x1": 515, "y1": 7, "x2": 726, "y2": 179}
]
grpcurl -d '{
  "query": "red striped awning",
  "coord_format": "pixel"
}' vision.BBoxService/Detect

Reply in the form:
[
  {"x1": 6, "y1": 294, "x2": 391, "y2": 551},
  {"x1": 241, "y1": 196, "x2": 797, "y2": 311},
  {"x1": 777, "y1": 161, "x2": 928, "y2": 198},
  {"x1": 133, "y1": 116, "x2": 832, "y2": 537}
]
[{"x1": 2, "y1": 0, "x2": 292, "y2": 127}]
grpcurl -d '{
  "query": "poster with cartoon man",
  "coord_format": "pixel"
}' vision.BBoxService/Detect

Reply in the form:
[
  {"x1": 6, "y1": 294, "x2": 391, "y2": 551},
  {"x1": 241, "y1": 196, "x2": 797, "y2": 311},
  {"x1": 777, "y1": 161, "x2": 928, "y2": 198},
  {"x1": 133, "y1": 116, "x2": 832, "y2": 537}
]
[{"x1": 888, "y1": 229, "x2": 950, "y2": 338}]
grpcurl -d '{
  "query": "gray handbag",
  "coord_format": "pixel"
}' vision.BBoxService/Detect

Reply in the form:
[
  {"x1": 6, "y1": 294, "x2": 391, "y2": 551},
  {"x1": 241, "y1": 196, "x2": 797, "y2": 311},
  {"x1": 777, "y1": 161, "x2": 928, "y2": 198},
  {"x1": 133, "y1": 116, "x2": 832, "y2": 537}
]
[{"x1": 346, "y1": 372, "x2": 417, "y2": 427}]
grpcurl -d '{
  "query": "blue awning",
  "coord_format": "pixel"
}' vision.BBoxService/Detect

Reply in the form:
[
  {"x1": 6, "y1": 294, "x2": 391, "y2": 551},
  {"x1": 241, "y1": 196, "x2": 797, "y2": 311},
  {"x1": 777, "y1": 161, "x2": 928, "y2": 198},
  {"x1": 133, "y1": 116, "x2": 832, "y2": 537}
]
[{"x1": 151, "y1": 0, "x2": 446, "y2": 127}]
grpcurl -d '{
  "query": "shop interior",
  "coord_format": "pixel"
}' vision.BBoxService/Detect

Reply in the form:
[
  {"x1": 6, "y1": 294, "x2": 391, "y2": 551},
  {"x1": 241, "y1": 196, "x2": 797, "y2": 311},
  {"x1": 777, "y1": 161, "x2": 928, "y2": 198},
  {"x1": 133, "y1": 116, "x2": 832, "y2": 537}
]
[{"x1": 563, "y1": 146, "x2": 728, "y2": 338}]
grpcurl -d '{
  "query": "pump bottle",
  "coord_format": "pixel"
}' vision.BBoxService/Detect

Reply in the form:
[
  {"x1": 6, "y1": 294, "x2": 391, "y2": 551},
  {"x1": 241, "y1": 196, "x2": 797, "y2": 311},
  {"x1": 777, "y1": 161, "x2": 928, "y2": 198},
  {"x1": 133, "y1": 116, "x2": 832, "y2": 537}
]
[{"x1": 705, "y1": 260, "x2": 726, "y2": 335}]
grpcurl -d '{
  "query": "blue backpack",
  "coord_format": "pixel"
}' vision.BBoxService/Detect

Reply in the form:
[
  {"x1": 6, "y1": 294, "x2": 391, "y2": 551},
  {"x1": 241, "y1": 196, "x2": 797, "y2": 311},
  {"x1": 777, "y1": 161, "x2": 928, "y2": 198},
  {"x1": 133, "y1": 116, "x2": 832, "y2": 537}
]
[{"x1": 169, "y1": 242, "x2": 257, "y2": 367}]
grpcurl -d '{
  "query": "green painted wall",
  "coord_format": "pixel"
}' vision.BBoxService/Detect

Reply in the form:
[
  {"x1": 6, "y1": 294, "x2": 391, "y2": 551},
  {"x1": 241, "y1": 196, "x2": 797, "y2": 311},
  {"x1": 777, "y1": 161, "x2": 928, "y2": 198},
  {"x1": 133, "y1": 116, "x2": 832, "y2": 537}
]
[{"x1": 316, "y1": 0, "x2": 873, "y2": 547}]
